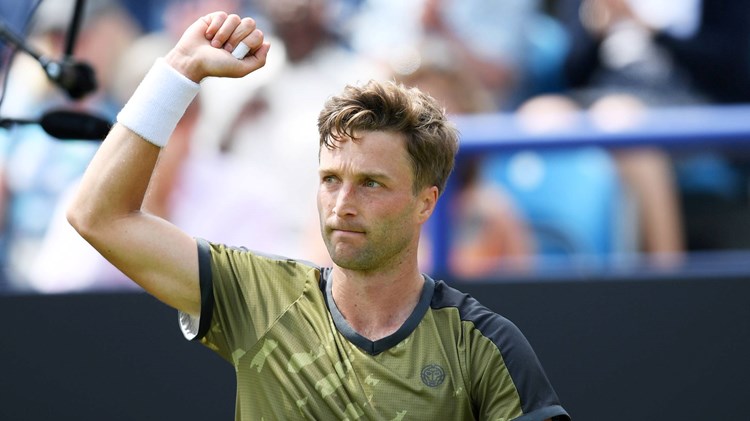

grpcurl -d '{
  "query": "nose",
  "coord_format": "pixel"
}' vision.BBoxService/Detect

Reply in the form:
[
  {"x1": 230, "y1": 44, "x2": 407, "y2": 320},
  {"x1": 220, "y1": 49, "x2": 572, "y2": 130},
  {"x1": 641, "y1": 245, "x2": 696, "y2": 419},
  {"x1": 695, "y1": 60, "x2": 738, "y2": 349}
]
[{"x1": 332, "y1": 183, "x2": 358, "y2": 217}]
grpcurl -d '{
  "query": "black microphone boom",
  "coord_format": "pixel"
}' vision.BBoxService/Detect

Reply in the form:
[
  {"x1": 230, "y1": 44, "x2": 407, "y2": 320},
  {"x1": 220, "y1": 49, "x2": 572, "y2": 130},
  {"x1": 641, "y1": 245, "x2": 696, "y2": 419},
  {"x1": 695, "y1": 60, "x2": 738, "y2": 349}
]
[
  {"x1": 40, "y1": 58, "x2": 97, "y2": 100},
  {"x1": 0, "y1": 109, "x2": 111, "y2": 141},
  {"x1": 40, "y1": 109, "x2": 111, "y2": 140},
  {"x1": 0, "y1": 20, "x2": 97, "y2": 99}
]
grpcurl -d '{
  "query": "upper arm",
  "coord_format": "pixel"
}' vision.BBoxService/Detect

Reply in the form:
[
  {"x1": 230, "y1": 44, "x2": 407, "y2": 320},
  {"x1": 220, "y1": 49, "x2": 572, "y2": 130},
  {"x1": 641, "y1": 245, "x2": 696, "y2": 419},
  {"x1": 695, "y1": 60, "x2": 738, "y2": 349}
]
[{"x1": 93, "y1": 212, "x2": 201, "y2": 315}]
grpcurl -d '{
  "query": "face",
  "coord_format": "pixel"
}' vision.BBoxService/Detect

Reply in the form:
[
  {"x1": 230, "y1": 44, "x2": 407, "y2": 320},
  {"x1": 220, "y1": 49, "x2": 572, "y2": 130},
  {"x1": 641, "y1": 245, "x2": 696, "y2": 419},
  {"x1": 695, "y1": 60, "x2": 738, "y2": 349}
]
[{"x1": 317, "y1": 131, "x2": 437, "y2": 272}]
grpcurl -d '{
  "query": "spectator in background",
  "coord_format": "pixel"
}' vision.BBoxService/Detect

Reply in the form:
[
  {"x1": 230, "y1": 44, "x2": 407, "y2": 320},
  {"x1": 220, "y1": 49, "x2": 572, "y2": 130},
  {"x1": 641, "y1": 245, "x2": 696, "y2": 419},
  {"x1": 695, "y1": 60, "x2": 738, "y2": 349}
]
[
  {"x1": 530, "y1": 0, "x2": 750, "y2": 260},
  {"x1": 420, "y1": 0, "x2": 561, "y2": 108},
  {"x1": 351, "y1": 0, "x2": 568, "y2": 110},
  {"x1": 558, "y1": 0, "x2": 750, "y2": 105},
  {"x1": 513, "y1": 0, "x2": 706, "y2": 267},
  {"x1": 516, "y1": 94, "x2": 686, "y2": 268},
  {"x1": 395, "y1": 38, "x2": 535, "y2": 278},
  {"x1": 398, "y1": 0, "x2": 647, "y2": 270},
  {"x1": 70, "y1": 0, "x2": 142, "y2": 116},
  {"x1": 0, "y1": 0, "x2": 140, "y2": 289}
]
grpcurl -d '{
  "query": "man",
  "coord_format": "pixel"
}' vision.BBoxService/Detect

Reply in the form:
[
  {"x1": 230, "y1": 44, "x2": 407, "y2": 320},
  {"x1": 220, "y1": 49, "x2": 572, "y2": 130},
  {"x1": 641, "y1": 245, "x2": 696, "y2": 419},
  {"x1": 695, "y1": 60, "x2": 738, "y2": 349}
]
[{"x1": 68, "y1": 11, "x2": 570, "y2": 420}]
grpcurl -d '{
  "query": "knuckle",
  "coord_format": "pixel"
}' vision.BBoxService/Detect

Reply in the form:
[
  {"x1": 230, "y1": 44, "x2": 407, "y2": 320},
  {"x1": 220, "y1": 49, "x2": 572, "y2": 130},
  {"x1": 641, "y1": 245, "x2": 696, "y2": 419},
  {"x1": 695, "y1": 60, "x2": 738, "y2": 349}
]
[{"x1": 242, "y1": 17, "x2": 256, "y2": 30}]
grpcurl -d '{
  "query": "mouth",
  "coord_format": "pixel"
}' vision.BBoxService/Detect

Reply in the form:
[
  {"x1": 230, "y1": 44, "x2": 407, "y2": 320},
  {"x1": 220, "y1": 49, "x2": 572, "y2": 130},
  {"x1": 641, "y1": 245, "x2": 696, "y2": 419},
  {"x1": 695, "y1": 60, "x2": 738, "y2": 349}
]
[
  {"x1": 331, "y1": 228, "x2": 365, "y2": 235},
  {"x1": 328, "y1": 225, "x2": 366, "y2": 236}
]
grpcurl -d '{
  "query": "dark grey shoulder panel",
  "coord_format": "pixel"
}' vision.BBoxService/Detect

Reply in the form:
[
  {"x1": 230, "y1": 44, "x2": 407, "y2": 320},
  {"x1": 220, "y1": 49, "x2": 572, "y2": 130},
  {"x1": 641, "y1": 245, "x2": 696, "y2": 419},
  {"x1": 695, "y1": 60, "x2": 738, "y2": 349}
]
[{"x1": 431, "y1": 280, "x2": 569, "y2": 420}]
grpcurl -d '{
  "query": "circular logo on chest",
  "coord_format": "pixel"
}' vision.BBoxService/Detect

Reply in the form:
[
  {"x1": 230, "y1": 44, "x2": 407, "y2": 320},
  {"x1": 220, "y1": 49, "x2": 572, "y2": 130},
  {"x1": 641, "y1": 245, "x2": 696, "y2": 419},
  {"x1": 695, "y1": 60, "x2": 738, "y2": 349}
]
[{"x1": 420, "y1": 364, "x2": 446, "y2": 387}]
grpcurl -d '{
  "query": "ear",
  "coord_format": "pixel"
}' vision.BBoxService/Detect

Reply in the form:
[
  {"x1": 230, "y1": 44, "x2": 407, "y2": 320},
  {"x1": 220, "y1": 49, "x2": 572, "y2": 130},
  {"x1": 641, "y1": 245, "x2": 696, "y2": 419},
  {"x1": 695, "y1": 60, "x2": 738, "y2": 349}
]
[{"x1": 415, "y1": 185, "x2": 439, "y2": 224}]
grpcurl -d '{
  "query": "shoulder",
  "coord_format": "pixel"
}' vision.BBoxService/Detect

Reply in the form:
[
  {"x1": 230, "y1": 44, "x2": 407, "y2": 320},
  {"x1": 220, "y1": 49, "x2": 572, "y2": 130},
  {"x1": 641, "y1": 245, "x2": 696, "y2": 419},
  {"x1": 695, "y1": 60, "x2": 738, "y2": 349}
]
[
  {"x1": 431, "y1": 281, "x2": 569, "y2": 420},
  {"x1": 430, "y1": 280, "x2": 537, "y2": 365},
  {"x1": 199, "y1": 238, "x2": 322, "y2": 307},
  {"x1": 431, "y1": 280, "x2": 518, "y2": 334},
  {"x1": 201, "y1": 238, "x2": 321, "y2": 274}
]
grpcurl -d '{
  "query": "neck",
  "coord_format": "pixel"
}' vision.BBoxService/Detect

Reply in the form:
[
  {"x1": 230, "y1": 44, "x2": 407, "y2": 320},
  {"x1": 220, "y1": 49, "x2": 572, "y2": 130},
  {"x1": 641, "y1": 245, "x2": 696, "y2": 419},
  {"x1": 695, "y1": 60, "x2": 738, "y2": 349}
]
[{"x1": 331, "y1": 263, "x2": 424, "y2": 341}]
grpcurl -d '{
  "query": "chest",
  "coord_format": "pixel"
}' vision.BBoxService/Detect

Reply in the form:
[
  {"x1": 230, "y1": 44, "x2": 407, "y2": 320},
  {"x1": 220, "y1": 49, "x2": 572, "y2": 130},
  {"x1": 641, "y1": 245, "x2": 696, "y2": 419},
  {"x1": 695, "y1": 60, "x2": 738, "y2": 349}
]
[{"x1": 235, "y1": 305, "x2": 475, "y2": 420}]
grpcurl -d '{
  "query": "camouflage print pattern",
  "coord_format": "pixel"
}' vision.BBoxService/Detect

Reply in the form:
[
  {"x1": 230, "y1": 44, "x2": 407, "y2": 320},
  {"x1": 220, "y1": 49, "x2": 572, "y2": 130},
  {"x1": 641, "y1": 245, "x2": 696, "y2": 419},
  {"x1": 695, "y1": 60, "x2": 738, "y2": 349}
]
[{"x1": 180, "y1": 239, "x2": 570, "y2": 421}]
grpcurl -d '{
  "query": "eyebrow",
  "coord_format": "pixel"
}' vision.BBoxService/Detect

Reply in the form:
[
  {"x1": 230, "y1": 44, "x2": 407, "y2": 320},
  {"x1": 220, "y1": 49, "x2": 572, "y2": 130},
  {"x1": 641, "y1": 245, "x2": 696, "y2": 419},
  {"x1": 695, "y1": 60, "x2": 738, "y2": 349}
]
[
  {"x1": 318, "y1": 167, "x2": 395, "y2": 182},
  {"x1": 360, "y1": 170, "x2": 393, "y2": 181}
]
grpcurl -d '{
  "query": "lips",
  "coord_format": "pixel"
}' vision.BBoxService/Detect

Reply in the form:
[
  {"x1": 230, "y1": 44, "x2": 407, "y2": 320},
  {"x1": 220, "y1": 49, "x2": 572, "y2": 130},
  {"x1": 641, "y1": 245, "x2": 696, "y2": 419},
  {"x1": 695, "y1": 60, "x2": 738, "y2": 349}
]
[
  {"x1": 326, "y1": 216, "x2": 365, "y2": 231},
  {"x1": 330, "y1": 228, "x2": 365, "y2": 235},
  {"x1": 327, "y1": 223, "x2": 366, "y2": 235}
]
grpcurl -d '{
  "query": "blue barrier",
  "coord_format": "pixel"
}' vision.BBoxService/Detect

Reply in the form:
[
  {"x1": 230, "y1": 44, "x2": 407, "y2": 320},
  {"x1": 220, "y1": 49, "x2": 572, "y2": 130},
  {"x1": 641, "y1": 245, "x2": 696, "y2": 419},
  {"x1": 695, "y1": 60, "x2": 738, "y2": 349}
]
[{"x1": 432, "y1": 104, "x2": 750, "y2": 277}]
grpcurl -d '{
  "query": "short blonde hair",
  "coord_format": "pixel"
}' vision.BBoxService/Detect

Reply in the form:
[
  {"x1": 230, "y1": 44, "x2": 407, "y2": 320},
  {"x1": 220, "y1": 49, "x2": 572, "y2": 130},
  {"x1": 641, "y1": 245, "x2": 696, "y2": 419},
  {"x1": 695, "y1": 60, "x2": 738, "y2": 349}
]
[{"x1": 318, "y1": 80, "x2": 459, "y2": 196}]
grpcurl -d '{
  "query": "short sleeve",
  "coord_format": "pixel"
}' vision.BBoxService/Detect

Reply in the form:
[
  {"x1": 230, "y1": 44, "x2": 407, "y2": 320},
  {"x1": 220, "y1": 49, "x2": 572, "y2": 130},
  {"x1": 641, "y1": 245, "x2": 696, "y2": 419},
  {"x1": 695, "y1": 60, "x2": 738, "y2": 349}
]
[
  {"x1": 178, "y1": 239, "x2": 318, "y2": 364},
  {"x1": 469, "y1": 316, "x2": 570, "y2": 421}
]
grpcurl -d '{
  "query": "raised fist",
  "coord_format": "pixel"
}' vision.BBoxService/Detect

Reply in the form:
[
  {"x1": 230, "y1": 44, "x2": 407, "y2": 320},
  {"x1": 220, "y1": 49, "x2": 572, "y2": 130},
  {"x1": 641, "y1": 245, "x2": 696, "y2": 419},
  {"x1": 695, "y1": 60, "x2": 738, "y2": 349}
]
[{"x1": 165, "y1": 11, "x2": 271, "y2": 83}]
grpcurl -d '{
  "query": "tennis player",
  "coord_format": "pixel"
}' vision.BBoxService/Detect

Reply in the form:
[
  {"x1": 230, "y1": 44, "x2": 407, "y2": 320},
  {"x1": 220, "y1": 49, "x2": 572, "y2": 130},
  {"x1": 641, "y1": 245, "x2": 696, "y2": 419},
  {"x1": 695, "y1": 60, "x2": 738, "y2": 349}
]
[{"x1": 68, "y1": 11, "x2": 570, "y2": 421}]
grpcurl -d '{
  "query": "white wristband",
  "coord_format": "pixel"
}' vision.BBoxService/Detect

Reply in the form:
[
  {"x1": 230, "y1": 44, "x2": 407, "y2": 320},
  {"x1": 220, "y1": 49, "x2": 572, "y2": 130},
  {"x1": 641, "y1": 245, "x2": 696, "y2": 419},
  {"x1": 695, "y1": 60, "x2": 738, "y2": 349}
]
[{"x1": 116, "y1": 58, "x2": 200, "y2": 148}]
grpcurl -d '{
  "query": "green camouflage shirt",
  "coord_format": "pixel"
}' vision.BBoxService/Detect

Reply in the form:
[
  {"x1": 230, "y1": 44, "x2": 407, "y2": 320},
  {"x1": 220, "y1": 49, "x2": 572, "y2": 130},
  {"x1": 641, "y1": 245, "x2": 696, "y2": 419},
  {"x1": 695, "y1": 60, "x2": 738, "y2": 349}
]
[{"x1": 179, "y1": 239, "x2": 569, "y2": 421}]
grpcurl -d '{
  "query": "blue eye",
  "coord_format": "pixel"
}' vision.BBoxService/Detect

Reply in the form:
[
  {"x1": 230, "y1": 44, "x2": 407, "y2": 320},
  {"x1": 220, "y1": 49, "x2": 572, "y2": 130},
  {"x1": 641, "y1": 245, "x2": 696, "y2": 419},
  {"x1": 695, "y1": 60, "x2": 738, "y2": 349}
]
[{"x1": 364, "y1": 180, "x2": 381, "y2": 188}]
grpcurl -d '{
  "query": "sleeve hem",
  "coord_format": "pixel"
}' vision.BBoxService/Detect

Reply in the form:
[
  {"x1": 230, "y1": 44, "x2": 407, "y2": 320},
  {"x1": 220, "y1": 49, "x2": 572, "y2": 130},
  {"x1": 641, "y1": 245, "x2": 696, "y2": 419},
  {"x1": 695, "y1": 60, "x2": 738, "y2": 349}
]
[
  {"x1": 512, "y1": 405, "x2": 570, "y2": 421},
  {"x1": 178, "y1": 238, "x2": 215, "y2": 341}
]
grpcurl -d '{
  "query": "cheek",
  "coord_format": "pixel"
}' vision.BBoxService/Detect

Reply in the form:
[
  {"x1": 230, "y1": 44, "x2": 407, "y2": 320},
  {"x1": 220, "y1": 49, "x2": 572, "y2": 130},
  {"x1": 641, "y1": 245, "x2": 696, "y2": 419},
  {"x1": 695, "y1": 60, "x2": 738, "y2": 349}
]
[
  {"x1": 316, "y1": 190, "x2": 327, "y2": 212},
  {"x1": 317, "y1": 188, "x2": 337, "y2": 214},
  {"x1": 376, "y1": 199, "x2": 417, "y2": 228}
]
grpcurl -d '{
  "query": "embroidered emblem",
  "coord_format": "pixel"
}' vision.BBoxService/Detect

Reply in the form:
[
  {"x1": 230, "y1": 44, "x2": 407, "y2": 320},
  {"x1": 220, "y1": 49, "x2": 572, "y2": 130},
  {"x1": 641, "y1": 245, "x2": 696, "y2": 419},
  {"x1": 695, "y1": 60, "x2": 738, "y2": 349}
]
[{"x1": 420, "y1": 364, "x2": 446, "y2": 387}]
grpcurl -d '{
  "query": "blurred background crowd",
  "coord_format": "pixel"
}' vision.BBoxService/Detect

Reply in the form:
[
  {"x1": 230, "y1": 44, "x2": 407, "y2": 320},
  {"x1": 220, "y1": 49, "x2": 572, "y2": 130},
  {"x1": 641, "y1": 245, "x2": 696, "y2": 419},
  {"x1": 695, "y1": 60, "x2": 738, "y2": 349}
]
[{"x1": 0, "y1": 0, "x2": 749, "y2": 293}]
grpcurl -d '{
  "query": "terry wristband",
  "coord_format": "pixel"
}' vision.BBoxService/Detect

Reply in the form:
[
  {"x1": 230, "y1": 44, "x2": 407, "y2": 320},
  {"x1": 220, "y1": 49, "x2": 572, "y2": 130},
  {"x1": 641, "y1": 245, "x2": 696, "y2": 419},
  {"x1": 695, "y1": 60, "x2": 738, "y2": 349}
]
[{"x1": 116, "y1": 58, "x2": 200, "y2": 148}]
